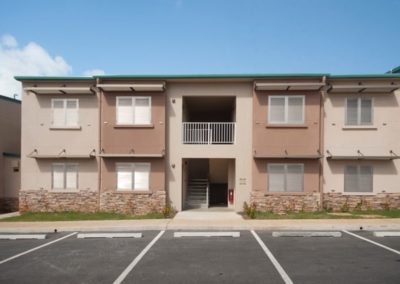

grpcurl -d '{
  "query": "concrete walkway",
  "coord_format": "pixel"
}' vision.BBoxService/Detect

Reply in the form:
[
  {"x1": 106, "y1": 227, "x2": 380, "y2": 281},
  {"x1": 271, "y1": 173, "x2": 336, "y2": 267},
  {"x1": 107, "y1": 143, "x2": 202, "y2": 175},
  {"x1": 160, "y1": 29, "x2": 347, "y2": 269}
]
[{"x1": 0, "y1": 211, "x2": 400, "y2": 232}]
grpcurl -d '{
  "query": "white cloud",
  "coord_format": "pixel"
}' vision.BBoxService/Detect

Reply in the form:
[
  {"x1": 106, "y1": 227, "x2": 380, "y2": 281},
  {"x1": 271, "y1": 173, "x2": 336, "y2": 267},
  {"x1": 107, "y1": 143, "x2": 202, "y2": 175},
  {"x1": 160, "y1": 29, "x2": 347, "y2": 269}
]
[
  {"x1": 83, "y1": 69, "x2": 106, "y2": 76},
  {"x1": 0, "y1": 34, "x2": 72, "y2": 98}
]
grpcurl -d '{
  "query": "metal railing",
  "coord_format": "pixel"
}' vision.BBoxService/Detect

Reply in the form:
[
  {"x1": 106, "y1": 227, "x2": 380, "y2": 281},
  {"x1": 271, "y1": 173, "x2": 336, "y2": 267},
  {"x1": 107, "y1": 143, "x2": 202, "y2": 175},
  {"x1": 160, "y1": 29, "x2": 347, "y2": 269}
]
[{"x1": 182, "y1": 122, "x2": 235, "y2": 144}]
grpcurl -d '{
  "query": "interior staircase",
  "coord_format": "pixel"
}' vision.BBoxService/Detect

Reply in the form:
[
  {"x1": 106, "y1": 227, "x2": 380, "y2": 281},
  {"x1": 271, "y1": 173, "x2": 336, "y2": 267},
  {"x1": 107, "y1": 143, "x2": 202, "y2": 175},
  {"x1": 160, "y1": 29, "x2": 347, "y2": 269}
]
[{"x1": 185, "y1": 178, "x2": 209, "y2": 209}]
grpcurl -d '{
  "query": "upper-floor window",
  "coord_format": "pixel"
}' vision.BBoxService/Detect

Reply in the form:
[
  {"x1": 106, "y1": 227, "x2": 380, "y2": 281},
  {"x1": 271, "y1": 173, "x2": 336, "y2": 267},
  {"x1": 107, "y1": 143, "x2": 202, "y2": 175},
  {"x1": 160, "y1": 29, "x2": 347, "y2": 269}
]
[
  {"x1": 52, "y1": 99, "x2": 79, "y2": 127},
  {"x1": 345, "y1": 97, "x2": 373, "y2": 125},
  {"x1": 268, "y1": 163, "x2": 304, "y2": 192},
  {"x1": 52, "y1": 163, "x2": 78, "y2": 189},
  {"x1": 116, "y1": 96, "x2": 151, "y2": 125},
  {"x1": 268, "y1": 96, "x2": 305, "y2": 124},
  {"x1": 116, "y1": 163, "x2": 150, "y2": 191},
  {"x1": 344, "y1": 165, "x2": 373, "y2": 193}
]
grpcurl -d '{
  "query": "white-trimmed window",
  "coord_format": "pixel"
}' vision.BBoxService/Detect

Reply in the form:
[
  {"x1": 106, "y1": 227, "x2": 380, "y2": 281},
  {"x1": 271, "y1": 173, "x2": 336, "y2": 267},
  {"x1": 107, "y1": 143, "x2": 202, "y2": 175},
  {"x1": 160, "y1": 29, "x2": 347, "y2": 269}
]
[
  {"x1": 344, "y1": 165, "x2": 373, "y2": 193},
  {"x1": 52, "y1": 163, "x2": 78, "y2": 189},
  {"x1": 345, "y1": 97, "x2": 373, "y2": 125},
  {"x1": 116, "y1": 97, "x2": 151, "y2": 125},
  {"x1": 51, "y1": 99, "x2": 79, "y2": 127},
  {"x1": 268, "y1": 163, "x2": 304, "y2": 192},
  {"x1": 116, "y1": 163, "x2": 150, "y2": 191},
  {"x1": 268, "y1": 95, "x2": 305, "y2": 124}
]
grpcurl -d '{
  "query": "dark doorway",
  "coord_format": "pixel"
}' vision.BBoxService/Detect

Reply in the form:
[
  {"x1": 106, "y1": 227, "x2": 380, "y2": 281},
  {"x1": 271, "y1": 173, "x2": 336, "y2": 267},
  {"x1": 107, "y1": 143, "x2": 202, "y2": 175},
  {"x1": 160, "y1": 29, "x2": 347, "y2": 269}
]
[{"x1": 209, "y1": 183, "x2": 228, "y2": 207}]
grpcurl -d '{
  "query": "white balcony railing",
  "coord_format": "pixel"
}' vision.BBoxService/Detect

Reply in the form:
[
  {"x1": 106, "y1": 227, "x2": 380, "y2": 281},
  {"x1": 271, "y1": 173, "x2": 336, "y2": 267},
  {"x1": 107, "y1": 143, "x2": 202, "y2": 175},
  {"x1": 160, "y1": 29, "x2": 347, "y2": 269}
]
[{"x1": 182, "y1": 122, "x2": 235, "y2": 144}]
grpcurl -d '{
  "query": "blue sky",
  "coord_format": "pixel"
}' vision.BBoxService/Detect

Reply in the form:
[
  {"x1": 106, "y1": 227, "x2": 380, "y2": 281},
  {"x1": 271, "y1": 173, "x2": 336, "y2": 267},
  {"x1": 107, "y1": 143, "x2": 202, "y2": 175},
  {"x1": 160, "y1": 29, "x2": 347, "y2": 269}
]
[{"x1": 0, "y1": 0, "x2": 399, "y2": 81}]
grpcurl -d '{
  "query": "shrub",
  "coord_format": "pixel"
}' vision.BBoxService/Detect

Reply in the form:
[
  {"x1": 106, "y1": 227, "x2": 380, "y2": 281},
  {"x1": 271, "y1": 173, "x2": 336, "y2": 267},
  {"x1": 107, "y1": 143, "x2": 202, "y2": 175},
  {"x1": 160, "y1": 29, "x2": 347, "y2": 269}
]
[{"x1": 243, "y1": 202, "x2": 257, "y2": 219}]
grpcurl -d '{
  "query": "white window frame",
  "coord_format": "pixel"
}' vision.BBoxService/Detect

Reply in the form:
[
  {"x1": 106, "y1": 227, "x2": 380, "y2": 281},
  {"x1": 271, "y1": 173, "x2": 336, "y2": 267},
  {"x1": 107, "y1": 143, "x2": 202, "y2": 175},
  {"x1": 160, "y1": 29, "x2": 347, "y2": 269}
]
[
  {"x1": 52, "y1": 163, "x2": 79, "y2": 190},
  {"x1": 116, "y1": 96, "x2": 152, "y2": 125},
  {"x1": 268, "y1": 95, "x2": 305, "y2": 124},
  {"x1": 345, "y1": 97, "x2": 373, "y2": 126},
  {"x1": 344, "y1": 165, "x2": 373, "y2": 193},
  {"x1": 51, "y1": 98, "x2": 79, "y2": 127},
  {"x1": 267, "y1": 163, "x2": 304, "y2": 192},
  {"x1": 116, "y1": 162, "x2": 151, "y2": 191}
]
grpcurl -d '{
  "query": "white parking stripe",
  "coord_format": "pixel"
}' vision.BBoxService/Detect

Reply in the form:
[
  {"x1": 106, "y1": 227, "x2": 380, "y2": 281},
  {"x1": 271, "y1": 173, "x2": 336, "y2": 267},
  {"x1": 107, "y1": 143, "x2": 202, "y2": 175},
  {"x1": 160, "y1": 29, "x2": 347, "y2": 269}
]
[
  {"x1": 77, "y1": 233, "x2": 142, "y2": 239},
  {"x1": 342, "y1": 230, "x2": 400, "y2": 255},
  {"x1": 113, "y1": 230, "x2": 165, "y2": 284},
  {"x1": 373, "y1": 231, "x2": 400, "y2": 237},
  {"x1": 0, "y1": 232, "x2": 77, "y2": 265},
  {"x1": 251, "y1": 230, "x2": 293, "y2": 284},
  {"x1": 0, "y1": 234, "x2": 46, "y2": 240}
]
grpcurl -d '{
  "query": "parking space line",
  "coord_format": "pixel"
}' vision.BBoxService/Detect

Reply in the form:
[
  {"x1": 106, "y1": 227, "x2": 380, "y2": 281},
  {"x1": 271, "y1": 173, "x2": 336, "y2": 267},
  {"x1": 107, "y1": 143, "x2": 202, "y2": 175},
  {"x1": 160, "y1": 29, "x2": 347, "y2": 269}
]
[
  {"x1": 251, "y1": 230, "x2": 293, "y2": 284},
  {"x1": 0, "y1": 232, "x2": 77, "y2": 265},
  {"x1": 113, "y1": 230, "x2": 165, "y2": 284},
  {"x1": 272, "y1": 231, "x2": 341, "y2": 237},
  {"x1": 342, "y1": 230, "x2": 400, "y2": 255}
]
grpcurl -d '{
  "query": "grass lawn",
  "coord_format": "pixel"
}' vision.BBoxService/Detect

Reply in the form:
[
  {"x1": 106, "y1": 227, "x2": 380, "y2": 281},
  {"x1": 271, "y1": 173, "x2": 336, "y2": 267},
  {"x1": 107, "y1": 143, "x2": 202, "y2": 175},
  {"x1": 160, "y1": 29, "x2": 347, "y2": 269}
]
[
  {"x1": 244, "y1": 209, "x2": 400, "y2": 219},
  {"x1": 0, "y1": 211, "x2": 168, "y2": 222}
]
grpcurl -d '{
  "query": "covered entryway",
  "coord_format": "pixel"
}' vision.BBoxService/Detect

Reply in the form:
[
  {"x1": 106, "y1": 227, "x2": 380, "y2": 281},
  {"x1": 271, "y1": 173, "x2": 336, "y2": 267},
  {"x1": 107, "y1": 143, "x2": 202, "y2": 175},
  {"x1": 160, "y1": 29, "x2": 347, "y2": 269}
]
[{"x1": 182, "y1": 158, "x2": 235, "y2": 210}]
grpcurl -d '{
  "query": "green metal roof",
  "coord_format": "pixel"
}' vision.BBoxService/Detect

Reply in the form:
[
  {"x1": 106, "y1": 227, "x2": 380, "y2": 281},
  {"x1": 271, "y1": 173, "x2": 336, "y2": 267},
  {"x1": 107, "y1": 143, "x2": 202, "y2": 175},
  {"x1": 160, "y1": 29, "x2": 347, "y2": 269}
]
[
  {"x1": 0, "y1": 94, "x2": 21, "y2": 104},
  {"x1": 14, "y1": 76, "x2": 94, "y2": 81},
  {"x1": 329, "y1": 74, "x2": 400, "y2": 79},
  {"x1": 386, "y1": 66, "x2": 400, "y2": 74},
  {"x1": 94, "y1": 73, "x2": 329, "y2": 79}
]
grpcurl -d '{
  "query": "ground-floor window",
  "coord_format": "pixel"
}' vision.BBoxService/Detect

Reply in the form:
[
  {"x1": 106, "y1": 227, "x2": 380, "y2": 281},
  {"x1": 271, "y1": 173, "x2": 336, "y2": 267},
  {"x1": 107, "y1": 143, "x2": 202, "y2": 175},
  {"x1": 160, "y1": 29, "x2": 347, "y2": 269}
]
[
  {"x1": 344, "y1": 165, "x2": 373, "y2": 192},
  {"x1": 267, "y1": 163, "x2": 304, "y2": 192},
  {"x1": 52, "y1": 163, "x2": 79, "y2": 189},
  {"x1": 116, "y1": 163, "x2": 150, "y2": 191}
]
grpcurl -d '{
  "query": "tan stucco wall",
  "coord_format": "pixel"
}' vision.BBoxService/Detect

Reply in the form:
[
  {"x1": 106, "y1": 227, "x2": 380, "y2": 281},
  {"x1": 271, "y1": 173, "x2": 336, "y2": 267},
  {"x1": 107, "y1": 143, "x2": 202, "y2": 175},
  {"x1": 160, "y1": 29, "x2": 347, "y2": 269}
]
[
  {"x1": 167, "y1": 82, "x2": 253, "y2": 211},
  {"x1": 21, "y1": 84, "x2": 99, "y2": 192},
  {"x1": 101, "y1": 91, "x2": 165, "y2": 154},
  {"x1": 101, "y1": 158, "x2": 165, "y2": 193},
  {"x1": 0, "y1": 98, "x2": 21, "y2": 199},
  {"x1": 323, "y1": 89, "x2": 400, "y2": 194},
  {"x1": 3, "y1": 157, "x2": 20, "y2": 198},
  {"x1": 253, "y1": 90, "x2": 321, "y2": 156}
]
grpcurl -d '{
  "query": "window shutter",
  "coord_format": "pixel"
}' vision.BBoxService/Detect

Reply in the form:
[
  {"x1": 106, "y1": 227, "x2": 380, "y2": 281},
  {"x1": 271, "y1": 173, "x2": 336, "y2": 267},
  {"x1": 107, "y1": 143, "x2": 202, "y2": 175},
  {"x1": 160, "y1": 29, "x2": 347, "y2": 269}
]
[
  {"x1": 134, "y1": 163, "x2": 150, "y2": 190},
  {"x1": 66, "y1": 164, "x2": 78, "y2": 189},
  {"x1": 269, "y1": 97, "x2": 285, "y2": 123},
  {"x1": 117, "y1": 98, "x2": 133, "y2": 124},
  {"x1": 117, "y1": 164, "x2": 133, "y2": 190},
  {"x1": 268, "y1": 164, "x2": 285, "y2": 192},
  {"x1": 287, "y1": 97, "x2": 304, "y2": 124},
  {"x1": 52, "y1": 100, "x2": 65, "y2": 126},
  {"x1": 66, "y1": 100, "x2": 78, "y2": 126},
  {"x1": 286, "y1": 164, "x2": 303, "y2": 192},
  {"x1": 344, "y1": 165, "x2": 358, "y2": 192},
  {"x1": 360, "y1": 98, "x2": 372, "y2": 125},
  {"x1": 359, "y1": 166, "x2": 373, "y2": 192},
  {"x1": 134, "y1": 98, "x2": 151, "y2": 124},
  {"x1": 52, "y1": 164, "x2": 65, "y2": 189},
  {"x1": 346, "y1": 98, "x2": 358, "y2": 125}
]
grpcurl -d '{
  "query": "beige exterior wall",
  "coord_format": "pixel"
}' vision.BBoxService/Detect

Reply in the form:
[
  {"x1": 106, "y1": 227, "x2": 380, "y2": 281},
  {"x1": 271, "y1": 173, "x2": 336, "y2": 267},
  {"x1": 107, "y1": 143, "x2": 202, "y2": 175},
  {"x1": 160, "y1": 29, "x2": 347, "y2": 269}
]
[
  {"x1": 323, "y1": 89, "x2": 400, "y2": 194},
  {"x1": 167, "y1": 82, "x2": 253, "y2": 211},
  {"x1": 21, "y1": 82, "x2": 99, "y2": 192}
]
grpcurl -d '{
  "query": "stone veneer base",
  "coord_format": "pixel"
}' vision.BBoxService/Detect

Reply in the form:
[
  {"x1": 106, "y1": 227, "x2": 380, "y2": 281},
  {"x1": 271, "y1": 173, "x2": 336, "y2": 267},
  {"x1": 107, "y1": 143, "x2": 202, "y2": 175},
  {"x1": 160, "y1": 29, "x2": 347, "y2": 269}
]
[
  {"x1": 323, "y1": 193, "x2": 400, "y2": 211},
  {"x1": 0, "y1": 197, "x2": 19, "y2": 213},
  {"x1": 19, "y1": 190, "x2": 166, "y2": 215},
  {"x1": 250, "y1": 192, "x2": 321, "y2": 213}
]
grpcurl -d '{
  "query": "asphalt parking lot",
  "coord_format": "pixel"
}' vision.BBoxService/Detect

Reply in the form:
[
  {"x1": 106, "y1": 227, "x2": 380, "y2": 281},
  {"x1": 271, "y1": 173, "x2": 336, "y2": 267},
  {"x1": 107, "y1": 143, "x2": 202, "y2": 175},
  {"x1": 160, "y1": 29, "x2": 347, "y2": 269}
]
[{"x1": 0, "y1": 230, "x2": 399, "y2": 284}]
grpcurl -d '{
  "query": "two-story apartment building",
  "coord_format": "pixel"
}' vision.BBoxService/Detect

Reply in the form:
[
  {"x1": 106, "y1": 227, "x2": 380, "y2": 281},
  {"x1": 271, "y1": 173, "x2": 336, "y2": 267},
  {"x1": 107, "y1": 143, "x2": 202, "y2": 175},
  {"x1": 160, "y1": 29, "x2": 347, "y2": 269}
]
[
  {"x1": 15, "y1": 72, "x2": 400, "y2": 214},
  {"x1": 0, "y1": 94, "x2": 21, "y2": 213}
]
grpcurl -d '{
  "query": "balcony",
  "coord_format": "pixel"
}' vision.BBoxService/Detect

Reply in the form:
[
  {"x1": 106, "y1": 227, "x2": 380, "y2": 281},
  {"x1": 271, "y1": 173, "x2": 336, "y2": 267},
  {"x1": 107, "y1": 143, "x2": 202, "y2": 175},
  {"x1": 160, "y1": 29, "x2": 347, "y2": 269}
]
[{"x1": 182, "y1": 122, "x2": 235, "y2": 144}]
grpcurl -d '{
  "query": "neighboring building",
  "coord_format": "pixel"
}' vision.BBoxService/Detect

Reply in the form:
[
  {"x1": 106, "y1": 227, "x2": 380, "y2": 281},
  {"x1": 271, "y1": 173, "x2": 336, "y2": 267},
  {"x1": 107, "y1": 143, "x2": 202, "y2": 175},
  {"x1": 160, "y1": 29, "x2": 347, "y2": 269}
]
[
  {"x1": 0, "y1": 95, "x2": 21, "y2": 213},
  {"x1": 15, "y1": 73, "x2": 400, "y2": 214}
]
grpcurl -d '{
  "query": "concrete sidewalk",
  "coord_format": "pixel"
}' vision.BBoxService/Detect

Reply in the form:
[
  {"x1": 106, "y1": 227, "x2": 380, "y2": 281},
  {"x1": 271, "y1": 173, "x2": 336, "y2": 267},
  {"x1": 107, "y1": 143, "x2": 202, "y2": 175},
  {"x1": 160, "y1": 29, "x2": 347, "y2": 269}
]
[{"x1": 0, "y1": 210, "x2": 400, "y2": 232}]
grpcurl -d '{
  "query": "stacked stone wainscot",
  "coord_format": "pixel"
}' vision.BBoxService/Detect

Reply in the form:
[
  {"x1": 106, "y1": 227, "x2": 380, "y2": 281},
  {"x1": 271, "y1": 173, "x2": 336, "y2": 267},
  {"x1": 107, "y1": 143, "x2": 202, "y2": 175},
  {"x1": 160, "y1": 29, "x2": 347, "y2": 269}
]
[
  {"x1": 250, "y1": 191, "x2": 321, "y2": 213},
  {"x1": 323, "y1": 193, "x2": 400, "y2": 211}
]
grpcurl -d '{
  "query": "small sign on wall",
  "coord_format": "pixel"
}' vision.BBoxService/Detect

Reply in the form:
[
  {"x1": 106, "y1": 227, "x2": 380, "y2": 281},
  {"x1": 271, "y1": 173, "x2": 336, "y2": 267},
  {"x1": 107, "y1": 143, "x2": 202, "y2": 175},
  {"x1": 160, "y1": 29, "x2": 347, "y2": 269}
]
[{"x1": 239, "y1": 178, "x2": 247, "y2": 185}]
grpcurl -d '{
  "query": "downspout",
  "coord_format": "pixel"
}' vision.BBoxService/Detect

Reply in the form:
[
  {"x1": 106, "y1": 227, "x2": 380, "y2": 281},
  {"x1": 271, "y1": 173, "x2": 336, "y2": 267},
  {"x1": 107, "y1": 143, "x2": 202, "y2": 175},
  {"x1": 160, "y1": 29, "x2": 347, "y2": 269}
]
[
  {"x1": 96, "y1": 78, "x2": 102, "y2": 212},
  {"x1": 319, "y1": 76, "x2": 327, "y2": 210}
]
